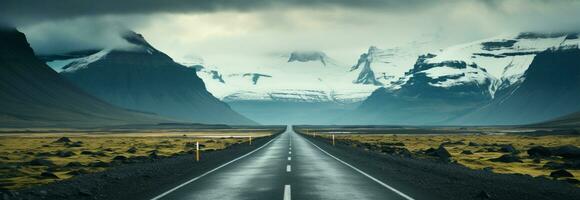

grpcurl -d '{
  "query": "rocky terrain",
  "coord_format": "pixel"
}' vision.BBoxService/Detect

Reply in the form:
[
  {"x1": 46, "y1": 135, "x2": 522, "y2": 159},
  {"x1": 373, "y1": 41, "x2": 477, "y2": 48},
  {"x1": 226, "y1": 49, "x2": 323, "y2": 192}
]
[{"x1": 296, "y1": 127, "x2": 580, "y2": 200}]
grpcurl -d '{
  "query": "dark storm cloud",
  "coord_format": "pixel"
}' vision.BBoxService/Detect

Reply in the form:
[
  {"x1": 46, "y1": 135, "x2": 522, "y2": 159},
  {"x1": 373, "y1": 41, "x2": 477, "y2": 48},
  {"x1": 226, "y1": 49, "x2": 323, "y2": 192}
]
[{"x1": 0, "y1": 0, "x2": 442, "y2": 25}]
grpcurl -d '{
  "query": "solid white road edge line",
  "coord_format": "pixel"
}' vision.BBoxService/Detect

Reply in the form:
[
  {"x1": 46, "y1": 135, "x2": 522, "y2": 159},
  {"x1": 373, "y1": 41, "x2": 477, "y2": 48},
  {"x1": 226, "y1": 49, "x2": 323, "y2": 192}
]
[
  {"x1": 302, "y1": 135, "x2": 415, "y2": 200},
  {"x1": 149, "y1": 133, "x2": 282, "y2": 200},
  {"x1": 284, "y1": 185, "x2": 291, "y2": 200}
]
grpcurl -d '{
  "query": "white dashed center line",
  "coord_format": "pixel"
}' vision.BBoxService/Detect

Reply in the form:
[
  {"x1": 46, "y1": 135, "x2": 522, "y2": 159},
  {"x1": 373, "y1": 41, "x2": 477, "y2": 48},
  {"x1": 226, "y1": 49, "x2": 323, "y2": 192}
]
[
  {"x1": 286, "y1": 164, "x2": 291, "y2": 172},
  {"x1": 288, "y1": 157, "x2": 291, "y2": 161},
  {"x1": 284, "y1": 185, "x2": 291, "y2": 200}
]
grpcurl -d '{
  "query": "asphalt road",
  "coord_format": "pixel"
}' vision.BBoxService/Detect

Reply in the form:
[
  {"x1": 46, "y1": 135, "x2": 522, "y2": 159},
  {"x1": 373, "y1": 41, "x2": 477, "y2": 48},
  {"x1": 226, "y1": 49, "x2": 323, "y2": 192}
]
[{"x1": 152, "y1": 126, "x2": 413, "y2": 200}]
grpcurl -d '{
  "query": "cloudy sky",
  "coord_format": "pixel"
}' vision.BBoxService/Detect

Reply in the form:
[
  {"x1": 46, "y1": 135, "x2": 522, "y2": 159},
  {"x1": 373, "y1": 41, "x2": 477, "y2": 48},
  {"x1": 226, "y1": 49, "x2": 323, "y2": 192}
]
[{"x1": 2, "y1": 0, "x2": 580, "y2": 67}]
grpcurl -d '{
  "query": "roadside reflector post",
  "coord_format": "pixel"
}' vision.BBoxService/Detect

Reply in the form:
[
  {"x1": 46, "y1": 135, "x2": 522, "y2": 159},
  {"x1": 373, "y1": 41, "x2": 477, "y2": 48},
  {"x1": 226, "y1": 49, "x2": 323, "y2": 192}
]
[
  {"x1": 249, "y1": 136, "x2": 252, "y2": 145},
  {"x1": 332, "y1": 134, "x2": 335, "y2": 146},
  {"x1": 196, "y1": 141, "x2": 200, "y2": 162}
]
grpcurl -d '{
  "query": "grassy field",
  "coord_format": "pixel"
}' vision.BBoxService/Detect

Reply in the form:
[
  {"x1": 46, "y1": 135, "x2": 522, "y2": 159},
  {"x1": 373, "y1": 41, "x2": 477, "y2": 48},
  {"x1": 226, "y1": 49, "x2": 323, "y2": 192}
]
[
  {"x1": 0, "y1": 130, "x2": 275, "y2": 190},
  {"x1": 300, "y1": 129, "x2": 580, "y2": 185}
]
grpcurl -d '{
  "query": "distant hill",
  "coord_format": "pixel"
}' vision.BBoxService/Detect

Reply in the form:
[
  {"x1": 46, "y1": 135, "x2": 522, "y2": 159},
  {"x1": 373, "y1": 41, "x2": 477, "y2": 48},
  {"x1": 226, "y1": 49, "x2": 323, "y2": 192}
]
[
  {"x1": 533, "y1": 112, "x2": 580, "y2": 127},
  {"x1": 0, "y1": 28, "x2": 169, "y2": 128}
]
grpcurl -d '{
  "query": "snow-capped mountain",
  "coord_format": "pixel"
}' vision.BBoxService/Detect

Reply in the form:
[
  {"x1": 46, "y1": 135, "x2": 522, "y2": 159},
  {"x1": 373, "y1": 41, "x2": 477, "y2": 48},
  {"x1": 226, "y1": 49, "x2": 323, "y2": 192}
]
[
  {"x1": 349, "y1": 45, "x2": 428, "y2": 88},
  {"x1": 189, "y1": 50, "x2": 389, "y2": 124},
  {"x1": 344, "y1": 32, "x2": 580, "y2": 125},
  {"x1": 46, "y1": 31, "x2": 256, "y2": 125},
  {"x1": 193, "y1": 50, "x2": 379, "y2": 104},
  {"x1": 402, "y1": 32, "x2": 580, "y2": 99}
]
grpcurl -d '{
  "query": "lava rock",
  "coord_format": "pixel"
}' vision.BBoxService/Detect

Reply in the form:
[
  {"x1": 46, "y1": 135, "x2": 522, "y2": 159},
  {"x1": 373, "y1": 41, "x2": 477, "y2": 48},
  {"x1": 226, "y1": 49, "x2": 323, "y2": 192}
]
[
  {"x1": 441, "y1": 141, "x2": 465, "y2": 146},
  {"x1": 461, "y1": 150, "x2": 474, "y2": 155},
  {"x1": 64, "y1": 162, "x2": 83, "y2": 168},
  {"x1": 149, "y1": 151, "x2": 159, "y2": 159},
  {"x1": 56, "y1": 150, "x2": 75, "y2": 157},
  {"x1": 468, "y1": 142, "x2": 481, "y2": 147},
  {"x1": 543, "y1": 161, "x2": 565, "y2": 170},
  {"x1": 527, "y1": 146, "x2": 552, "y2": 157},
  {"x1": 499, "y1": 144, "x2": 519, "y2": 154},
  {"x1": 113, "y1": 155, "x2": 127, "y2": 161},
  {"x1": 550, "y1": 169, "x2": 574, "y2": 179},
  {"x1": 53, "y1": 137, "x2": 72, "y2": 143},
  {"x1": 551, "y1": 145, "x2": 580, "y2": 159},
  {"x1": 379, "y1": 142, "x2": 406, "y2": 146},
  {"x1": 89, "y1": 161, "x2": 110, "y2": 168},
  {"x1": 39, "y1": 172, "x2": 59, "y2": 179},
  {"x1": 425, "y1": 146, "x2": 452, "y2": 161},
  {"x1": 35, "y1": 152, "x2": 53, "y2": 157},
  {"x1": 66, "y1": 141, "x2": 83, "y2": 147},
  {"x1": 490, "y1": 154, "x2": 522, "y2": 163},
  {"x1": 66, "y1": 169, "x2": 90, "y2": 176},
  {"x1": 127, "y1": 147, "x2": 138, "y2": 154},
  {"x1": 28, "y1": 159, "x2": 55, "y2": 166}
]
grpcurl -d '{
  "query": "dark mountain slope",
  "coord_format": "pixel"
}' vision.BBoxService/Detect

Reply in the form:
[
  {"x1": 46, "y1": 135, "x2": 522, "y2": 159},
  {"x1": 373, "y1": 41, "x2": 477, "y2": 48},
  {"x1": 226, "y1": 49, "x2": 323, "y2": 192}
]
[
  {"x1": 455, "y1": 48, "x2": 580, "y2": 125},
  {"x1": 0, "y1": 28, "x2": 168, "y2": 127}
]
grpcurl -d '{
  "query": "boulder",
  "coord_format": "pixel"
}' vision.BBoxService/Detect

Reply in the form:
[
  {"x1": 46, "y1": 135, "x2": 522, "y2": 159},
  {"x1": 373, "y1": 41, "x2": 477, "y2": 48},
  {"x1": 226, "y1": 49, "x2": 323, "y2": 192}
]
[
  {"x1": 28, "y1": 159, "x2": 55, "y2": 166},
  {"x1": 66, "y1": 141, "x2": 83, "y2": 147},
  {"x1": 113, "y1": 155, "x2": 127, "y2": 161},
  {"x1": 56, "y1": 150, "x2": 75, "y2": 157},
  {"x1": 461, "y1": 150, "x2": 474, "y2": 155},
  {"x1": 426, "y1": 146, "x2": 452, "y2": 161},
  {"x1": 53, "y1": 137, "x2": 72, "y2": 143},
  {"x1": 441, "y1": 141, "x2": 465, "y2": 146},
  {"x1": 127, "y1": 147, "x2": 138, "y2": 154},
  {"x1": 527, "y1": 146, "x2": 552, "y2": 157},
  {"x1": 543, "y1": 161, "x2": 565, "y2": 170},
  {"x1": 66, "y1": 169, "x2": 90, "y2": 176},
  {"x1": 490, "y1": 154, "x2": 522, "y2": 163},
  {"x1": 551, "y1": 145, "x2": 580, "y2": 159},
  {"x1": 564, "y1": 159, "x2": 580, "y2": 169},
  {"x1": 468, "y1": 142, "x2": 481, "y2": 147},
  {"x1": 550, "y1": 169, "x2": 574, "y2": 179},
  {"x1": 88, "y1": 161, "x2": 110, "y2": 168},
  {"x1": 39, "y1": 172, "x2": 59, "y2": 179},
  {"x1": 64, "y1": 162, "x2": 83, "y2": 168},
  {"x1": 81, "y1": 151, "x2": 94, "y2": 155},
  {"x1": 499, "y1": 145, "x2": 519, "y2": 154}
]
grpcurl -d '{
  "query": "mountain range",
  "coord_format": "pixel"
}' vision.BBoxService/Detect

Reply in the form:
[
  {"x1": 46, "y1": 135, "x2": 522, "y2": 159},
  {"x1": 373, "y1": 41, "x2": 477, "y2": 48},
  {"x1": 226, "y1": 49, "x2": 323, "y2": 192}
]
[
  {"x1": 346, "y1": 32, "x2": 580, "y2": 125},
  {"x1": 191, "y1": 32, "x2": 580, "y2": 125},
  {"x1": 38, "y1": 30, "x2": 580, "y2": 126}
]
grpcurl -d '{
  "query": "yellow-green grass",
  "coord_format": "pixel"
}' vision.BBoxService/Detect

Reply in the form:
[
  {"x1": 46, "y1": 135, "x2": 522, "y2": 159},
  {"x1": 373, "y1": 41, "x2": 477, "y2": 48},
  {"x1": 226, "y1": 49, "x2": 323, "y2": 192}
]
[
  {"x1": 0, "y1": 130, "x2": 272, "y2": 190},
  {"x1": 307, "y1": 132, "x2": 580, "y2": 184}
]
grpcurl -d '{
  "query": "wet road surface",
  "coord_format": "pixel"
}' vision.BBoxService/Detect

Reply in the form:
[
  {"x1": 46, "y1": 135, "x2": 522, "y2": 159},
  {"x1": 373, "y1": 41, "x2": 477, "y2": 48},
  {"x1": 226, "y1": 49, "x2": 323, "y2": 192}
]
[{"x1": 152, "y1": 126, "x2": 413, "y2": 200}]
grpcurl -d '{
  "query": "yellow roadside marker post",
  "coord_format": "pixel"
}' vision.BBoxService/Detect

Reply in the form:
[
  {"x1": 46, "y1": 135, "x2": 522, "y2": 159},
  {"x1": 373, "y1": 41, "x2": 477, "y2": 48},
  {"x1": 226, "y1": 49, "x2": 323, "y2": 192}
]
[
  {"x1": 196, "y1": 141, "x2": 200, "y2": 162},
  {"x1": 332, "y1": 134, "x2": 335, "y2": 146}
]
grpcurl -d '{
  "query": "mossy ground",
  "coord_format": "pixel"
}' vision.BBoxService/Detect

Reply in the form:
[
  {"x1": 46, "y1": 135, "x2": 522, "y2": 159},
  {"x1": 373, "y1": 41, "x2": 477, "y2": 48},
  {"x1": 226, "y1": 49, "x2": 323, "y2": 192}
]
[
  {"x1": 0, "y1": 130, "x2": 273, "y2": 190},
  {"x1": 305, "y1": 131, "x2": 580, "y2": 185}
]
